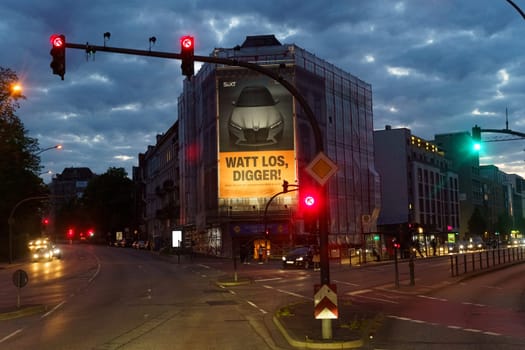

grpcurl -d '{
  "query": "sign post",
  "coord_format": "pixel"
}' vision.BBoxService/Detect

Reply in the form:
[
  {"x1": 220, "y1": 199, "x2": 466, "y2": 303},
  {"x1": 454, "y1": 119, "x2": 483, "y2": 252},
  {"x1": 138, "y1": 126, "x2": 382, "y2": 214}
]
[{"x1": 12, "y1": 269, "x2": 29, "y2": 308}]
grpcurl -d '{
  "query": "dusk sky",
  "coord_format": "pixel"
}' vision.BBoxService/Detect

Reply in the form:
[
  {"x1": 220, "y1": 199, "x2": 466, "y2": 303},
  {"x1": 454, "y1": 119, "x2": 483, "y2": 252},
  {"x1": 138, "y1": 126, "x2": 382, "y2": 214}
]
[{"x1": 3, "y1": 0, "x2": 525, "y2": 180}]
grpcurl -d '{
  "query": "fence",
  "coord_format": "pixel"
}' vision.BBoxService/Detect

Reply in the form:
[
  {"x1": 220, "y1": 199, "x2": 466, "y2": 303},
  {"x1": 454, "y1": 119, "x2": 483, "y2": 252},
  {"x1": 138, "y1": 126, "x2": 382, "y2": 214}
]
[{"x1": 450, "y1": 246, "x2": 525, "y2": 277}]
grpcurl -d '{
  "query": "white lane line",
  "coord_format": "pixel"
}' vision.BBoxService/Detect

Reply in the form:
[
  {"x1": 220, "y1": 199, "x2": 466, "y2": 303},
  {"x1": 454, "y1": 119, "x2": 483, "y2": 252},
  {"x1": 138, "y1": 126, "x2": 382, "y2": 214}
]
[
  {"x1": 461, "y1": 301, "x2": 486, "y2": 307},
  {"x1": 262, "y1": 284, "x2": 310, "y2": 299},
  {"x1": 389, "y1": 316, "x2": 503, "y2": 337},
  {"x1": 246, "y1": 300, "x2": 268, "y2": 314},
  {"x1": 347, "y1": 289, "x2": 373, "y2": 295},
  {"x1": 41, "y1": 300, "x2": 66, "y2": 319},
  {"x1": 254, "y1": 277, "x2": 282, "y2": 282},
  {"x1": 333, "y1": 280, "x2": 360, "y2": 287},
  {"x1": 0, "y1": 329, "x2": 23, "y2": 343},
  {"x1": 417, "y1": 295, "x2": 448, "y2": 302}
]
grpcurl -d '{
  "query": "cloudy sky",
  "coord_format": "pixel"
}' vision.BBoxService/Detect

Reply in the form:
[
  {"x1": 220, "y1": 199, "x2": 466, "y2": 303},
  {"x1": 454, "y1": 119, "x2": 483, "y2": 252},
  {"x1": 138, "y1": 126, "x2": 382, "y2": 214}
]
[{"x1": 3, "y1": 0, "x2": 525, "y2": 180}]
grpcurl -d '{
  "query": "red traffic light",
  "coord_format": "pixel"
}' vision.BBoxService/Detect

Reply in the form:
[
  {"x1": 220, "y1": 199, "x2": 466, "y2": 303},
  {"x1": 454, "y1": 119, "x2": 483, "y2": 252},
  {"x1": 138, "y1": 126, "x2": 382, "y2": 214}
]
[
  {"x1": 67, "y1": 228, "x2": 74, "y2": 238},
  {"x1": 180, "y1": 35, "x2": 195, "y2": 79},
  {"x1": 42, "y1": 218, "x2": 49, "y2": 225},
  {"x1": 50, "y1": 34, "x2": 65, "y2": 48},
  {"x1": 304, "y1": 195, "x2": 316, "y2": 207},
  {"x1": 180, "y1": 36, "x2": 194, "y2": 49}
]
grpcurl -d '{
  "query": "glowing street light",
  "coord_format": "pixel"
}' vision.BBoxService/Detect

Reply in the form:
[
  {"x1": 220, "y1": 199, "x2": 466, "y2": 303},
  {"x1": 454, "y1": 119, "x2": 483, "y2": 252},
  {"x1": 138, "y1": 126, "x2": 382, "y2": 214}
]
[{"x1": 36, "y1": 144, "x2": 62, "y2": 155}]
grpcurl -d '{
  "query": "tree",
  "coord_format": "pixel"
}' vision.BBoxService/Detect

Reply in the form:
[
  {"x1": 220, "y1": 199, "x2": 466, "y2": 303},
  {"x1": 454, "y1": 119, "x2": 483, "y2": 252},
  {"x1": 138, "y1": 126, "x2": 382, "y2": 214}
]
[
  {"x1": 467, "y1": 207, "x2": 487, "y2": 237},
  {"x1": 0, "y1": 67, "x2": 47, "y2": 262},
  {"x1": 81, "y1": 167, "x2": 135, "y2": 238}
]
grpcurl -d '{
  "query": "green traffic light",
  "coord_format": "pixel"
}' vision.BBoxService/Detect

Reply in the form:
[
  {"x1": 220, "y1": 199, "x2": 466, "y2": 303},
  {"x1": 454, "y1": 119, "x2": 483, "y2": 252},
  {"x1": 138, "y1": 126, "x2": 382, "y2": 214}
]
[{"x1": 473, "y1": 142, "x2": 481, "y2": 151}]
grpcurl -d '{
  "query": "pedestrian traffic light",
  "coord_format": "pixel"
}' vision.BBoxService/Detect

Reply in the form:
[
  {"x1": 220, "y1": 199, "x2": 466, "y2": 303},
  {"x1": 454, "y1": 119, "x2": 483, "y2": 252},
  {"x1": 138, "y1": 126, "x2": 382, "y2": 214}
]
[
  {"x1": 50, "y1": 34, "x2": 66, "y2": 80},
  {"x1": 180, "y1": 35, "x2": 194, "y2": 79}
]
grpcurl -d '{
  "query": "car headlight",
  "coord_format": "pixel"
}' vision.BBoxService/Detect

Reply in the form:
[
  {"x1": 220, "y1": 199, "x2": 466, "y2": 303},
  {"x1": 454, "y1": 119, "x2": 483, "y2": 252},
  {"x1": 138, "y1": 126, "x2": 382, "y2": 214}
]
[
  {"x1": 269, "y1": 120, "x2": 283, "y2": 130},
  {"x1": 282, "y1": 256, "x2": 286, "y2": 261},
  {"x1": 297, "y1": 257, "x2": 303, "y2": 261},
  {"x1": 228, "y1": 120, "x2": 243, "y2": 130}
]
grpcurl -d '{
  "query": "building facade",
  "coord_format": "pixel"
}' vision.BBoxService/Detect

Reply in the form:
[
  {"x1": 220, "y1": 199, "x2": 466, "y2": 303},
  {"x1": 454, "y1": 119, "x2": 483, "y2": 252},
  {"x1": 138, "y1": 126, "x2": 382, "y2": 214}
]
[
  {"x1": 178, "y1": 35, "x2": 380, "y2": 258},
  {"x1": 135, "y1": 121, "x2": 180, "y2": 250},
  {"x1": 374, "y1": 126, "x2": 460, "y2": 252}
]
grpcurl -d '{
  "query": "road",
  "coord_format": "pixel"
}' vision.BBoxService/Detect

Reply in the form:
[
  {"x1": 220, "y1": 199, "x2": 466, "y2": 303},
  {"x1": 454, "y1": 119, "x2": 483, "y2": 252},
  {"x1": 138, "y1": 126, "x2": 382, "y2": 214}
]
[{"x1": 1, "y1": 245, "x2": 524, "y2": 349}]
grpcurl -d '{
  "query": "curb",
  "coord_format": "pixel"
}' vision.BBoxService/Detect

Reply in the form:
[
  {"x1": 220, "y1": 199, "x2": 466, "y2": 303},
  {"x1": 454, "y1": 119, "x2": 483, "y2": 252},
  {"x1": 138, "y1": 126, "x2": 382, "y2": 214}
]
[
  {"x1": 272, "y1": 314, "x2": 364, "y2": 349},
  {"x1": 0, "y1": 304, "x2": 46, "y2": 321}
]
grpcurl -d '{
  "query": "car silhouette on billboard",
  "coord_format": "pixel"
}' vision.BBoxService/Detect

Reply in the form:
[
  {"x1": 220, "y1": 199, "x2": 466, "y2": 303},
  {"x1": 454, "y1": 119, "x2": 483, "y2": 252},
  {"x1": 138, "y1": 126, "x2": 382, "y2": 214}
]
[{"x1": 227, "y1": 86, "x2": 284, "y2": 147}]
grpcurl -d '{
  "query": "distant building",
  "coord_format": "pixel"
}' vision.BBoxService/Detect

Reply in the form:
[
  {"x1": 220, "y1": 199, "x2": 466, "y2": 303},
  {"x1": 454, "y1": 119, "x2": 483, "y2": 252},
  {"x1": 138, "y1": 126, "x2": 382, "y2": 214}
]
[
  {"x1": 48, "y1": 167, "x2": 97, "y2": 238},
  {"x1": 434, "y1": 132, "x2": 482, "y2": 237},
  {"x1": 135, "y1": 122, "x2": 180, "y2": 249},
  {"x1": 374, "y1": 126, "x2": 460, "y2": 251}
]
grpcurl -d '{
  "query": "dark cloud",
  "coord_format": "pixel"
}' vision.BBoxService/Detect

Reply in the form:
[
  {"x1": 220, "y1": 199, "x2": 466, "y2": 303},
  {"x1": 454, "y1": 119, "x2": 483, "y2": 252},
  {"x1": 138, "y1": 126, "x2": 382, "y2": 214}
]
[{"x1": 3, "y1": 0, "x2": 525, "y2": 179}]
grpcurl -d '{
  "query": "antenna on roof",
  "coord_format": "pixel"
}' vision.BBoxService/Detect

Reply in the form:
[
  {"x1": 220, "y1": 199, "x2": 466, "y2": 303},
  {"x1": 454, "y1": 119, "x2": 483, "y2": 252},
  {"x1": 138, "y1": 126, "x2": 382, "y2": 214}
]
[{"x1": 506, "y1": 107, "x2": 509, "y2": 130}]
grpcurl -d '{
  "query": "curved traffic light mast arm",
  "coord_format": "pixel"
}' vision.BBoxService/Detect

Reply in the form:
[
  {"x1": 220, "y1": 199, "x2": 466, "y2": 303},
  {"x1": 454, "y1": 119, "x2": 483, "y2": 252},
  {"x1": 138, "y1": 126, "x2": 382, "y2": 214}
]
[{"x1": 64, "y1": 40, "x2": 331, "y2": 285}]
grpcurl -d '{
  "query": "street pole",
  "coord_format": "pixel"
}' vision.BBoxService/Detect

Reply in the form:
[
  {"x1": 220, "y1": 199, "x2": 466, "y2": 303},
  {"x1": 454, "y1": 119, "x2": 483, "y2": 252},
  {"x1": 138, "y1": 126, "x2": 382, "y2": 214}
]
[{"x1": 8, "y1": 195, "x2": 49, "y2": 264}]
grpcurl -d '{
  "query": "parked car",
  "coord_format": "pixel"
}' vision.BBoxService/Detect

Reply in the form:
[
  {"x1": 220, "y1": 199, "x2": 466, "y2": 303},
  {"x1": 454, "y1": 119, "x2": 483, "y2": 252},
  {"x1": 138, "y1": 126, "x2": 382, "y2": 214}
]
[{"x1": 282, "y1": 246, "x2": 314, "y2": 269}]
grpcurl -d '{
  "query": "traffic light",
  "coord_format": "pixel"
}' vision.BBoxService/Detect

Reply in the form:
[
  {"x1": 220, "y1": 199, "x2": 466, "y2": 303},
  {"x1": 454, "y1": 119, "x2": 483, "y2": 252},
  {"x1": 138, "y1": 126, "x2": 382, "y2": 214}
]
[
  {"x1": 180, "y1": 35, "x2": 194, "y2": 79},
  {"x1": 472, "y1": 125, "x2": 482, "y2": 152},
  {"x1": 282, "y1": 180, "x2": 289, "y2": 193},
  {"x1": 42, "y1": 218, "x2": 49, "y2": 225},
  {"x1": 301, "y1": 187, "x2": 320, "y2": 212},
  {"x1": 50, "y1": 34, "x2": 66, "y2": 80},
  {"x1": 67, "y1": 228, "x2": 74, "y2": 239}
]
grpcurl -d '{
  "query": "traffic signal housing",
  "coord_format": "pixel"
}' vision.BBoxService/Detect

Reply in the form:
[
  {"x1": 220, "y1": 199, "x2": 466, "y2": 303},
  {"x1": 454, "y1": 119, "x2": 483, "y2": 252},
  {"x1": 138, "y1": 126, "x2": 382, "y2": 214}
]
[
  {"x1": 50, "y1": 34, "x2": 66, "y2": 80},
  {"x1": 180, "y1": 36, "x2": 194, "y2": 79},
  {"x1": 472, "y1": 125, "x2": 482, "y2": 152}
]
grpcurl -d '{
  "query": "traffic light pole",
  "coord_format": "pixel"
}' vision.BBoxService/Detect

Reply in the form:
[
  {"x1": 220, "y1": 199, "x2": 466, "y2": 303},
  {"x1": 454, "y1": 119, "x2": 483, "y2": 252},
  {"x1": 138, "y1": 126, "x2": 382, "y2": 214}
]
[{"x1": 62, "y1": 40, "x2": 332, "y2": 338}]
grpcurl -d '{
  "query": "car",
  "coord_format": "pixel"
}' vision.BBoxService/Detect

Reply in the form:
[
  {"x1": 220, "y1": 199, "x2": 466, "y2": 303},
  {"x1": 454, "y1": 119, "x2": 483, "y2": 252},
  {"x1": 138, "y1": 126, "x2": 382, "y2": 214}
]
[
  {"x1": 228, "y1": 86, "x2": 284, "y2": 147},
  {"x1": 31, "y1": 247, "x2": 53, "y2": 262},
  {"x1": 50, "y1": 244, "x2": 62, "y2": 259},
  {"x1": 282, "y1": 246, "x2": 314, "y2": 269}
]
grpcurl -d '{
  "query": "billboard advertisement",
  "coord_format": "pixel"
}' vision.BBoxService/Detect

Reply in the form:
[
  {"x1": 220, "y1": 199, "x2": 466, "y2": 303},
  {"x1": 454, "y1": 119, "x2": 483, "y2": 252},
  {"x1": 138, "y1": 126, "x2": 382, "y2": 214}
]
[{"x1": 217, "y1": 69, "x2": 296, "y2": 199}]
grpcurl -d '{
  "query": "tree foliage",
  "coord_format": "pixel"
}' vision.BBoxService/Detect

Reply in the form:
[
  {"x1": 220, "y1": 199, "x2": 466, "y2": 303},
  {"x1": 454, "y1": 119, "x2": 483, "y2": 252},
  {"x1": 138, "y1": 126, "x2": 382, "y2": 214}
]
[
  {"x1": 0, "y1": 67, "x2": 47, "y2": 262},
  {"x1": 467, "y1": 207, "x2": 487, "y2": 237},
  {"x1": 81, "y1": 167, "x2": 135, "y2": 236}
]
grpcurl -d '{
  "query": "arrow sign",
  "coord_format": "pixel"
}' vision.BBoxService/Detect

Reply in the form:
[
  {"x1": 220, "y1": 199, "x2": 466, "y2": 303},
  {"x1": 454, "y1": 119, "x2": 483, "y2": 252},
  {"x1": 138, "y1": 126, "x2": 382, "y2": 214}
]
[{"x1": 314, "y1": 284, "x2": 338, "y2": 319}]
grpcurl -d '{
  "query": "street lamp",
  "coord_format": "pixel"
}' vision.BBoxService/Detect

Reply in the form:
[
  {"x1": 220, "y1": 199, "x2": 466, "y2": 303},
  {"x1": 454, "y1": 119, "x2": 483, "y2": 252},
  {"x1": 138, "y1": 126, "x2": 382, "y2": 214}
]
[
  {"x1": 39, "y1": 170, "x2": 53, "y2": 176},
  {"x1": 36, "y1": 144, "x2": 62, "y2": 155}
]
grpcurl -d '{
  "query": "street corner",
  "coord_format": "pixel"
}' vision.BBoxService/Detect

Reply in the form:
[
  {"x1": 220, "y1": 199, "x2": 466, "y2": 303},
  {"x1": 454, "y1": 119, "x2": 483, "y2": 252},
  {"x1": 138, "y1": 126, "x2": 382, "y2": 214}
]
[
  {"x1": 0, "y1": 304, "x2": 46, "y2": 321},
  {"x1": 272, "y1": 301, "x2": 379, "y2": 349}
]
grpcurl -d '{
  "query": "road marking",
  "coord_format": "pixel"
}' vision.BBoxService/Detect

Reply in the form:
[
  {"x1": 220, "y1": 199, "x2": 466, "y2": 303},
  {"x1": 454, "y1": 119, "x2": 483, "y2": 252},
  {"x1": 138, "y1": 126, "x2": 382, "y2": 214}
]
[
  {"x1": 347, "y1": 289, "x2": 373, "y2": 295},
  {"x1": 41, "y1": 300, "x2": 66, "y2": 319},
  {"x1": 246, "y1": 300, "x2": 267, "y2": 314},
  {"x1": 417, "y1": 295, "x2": 447, "y2": 302},
  {"x1": 262, "y1": 285, "x2": 310, "y2": 299},
  {"x1": 333, "y1": 279, "x2": 359, "y2": 287},
  {"x1": 461, "y1": 301, "x2": 486, "y2": 307},
  {"x1": 254, "y1": 277, "x2": 281, "y2": 282},
  {"x1": 389, "y1": 316, "x2": 503, "y2": 337},
  {"x1": 0, "y1": 329, "x2": 23, "y2": 343}
]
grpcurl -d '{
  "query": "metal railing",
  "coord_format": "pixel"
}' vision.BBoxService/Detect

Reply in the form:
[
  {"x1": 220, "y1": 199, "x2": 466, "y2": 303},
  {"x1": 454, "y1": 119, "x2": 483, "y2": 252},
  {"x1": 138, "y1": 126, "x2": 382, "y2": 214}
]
[{"x1": 450, "y1": 246, "x2": 525, "y2": 277}]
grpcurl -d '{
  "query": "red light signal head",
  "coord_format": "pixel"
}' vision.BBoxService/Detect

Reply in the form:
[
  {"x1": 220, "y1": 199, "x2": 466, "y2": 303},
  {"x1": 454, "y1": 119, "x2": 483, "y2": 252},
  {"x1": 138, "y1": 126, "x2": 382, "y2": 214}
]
[
  {"x1": 304, "y1": 195, "x2": 316, "y2": 207},
  {"x1": 180, "y1": 36, "x2": 194, "y2": 50},
  {"x1": 50, "y1": 34, "x2": 65, "y2": 48},
  {"x1": 43, "y1": 218, "x2": 49, "y2": 225}
]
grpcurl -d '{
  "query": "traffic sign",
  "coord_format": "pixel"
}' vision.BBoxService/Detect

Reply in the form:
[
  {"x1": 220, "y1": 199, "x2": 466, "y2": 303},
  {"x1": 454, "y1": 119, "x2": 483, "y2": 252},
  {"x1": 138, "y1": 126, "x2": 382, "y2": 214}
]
[
  {"x1": 305, "y1": 152, "x2": 338, "y2": 186},
  {"x1": 314, "y1": 284, "x2": 338, "y2": 319},
  {"x1": 12, "y1": 269, "x2": 28, "y2": 288}
]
